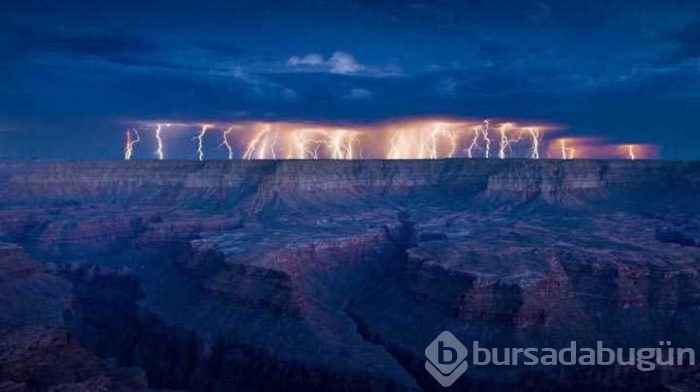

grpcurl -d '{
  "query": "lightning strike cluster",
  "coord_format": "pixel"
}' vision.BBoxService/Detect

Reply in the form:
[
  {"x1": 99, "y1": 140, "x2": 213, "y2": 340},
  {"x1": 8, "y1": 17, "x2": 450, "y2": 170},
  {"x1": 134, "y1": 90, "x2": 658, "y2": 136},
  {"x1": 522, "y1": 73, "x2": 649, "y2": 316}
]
[{"x1": 124, "y1": 118, "x2": 658, "y2": 161}]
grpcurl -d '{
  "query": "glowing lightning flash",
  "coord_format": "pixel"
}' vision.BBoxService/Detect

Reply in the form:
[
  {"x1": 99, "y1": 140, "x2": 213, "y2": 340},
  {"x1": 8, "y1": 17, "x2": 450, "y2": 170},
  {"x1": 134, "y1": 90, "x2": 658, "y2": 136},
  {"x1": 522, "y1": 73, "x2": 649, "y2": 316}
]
[
  {"x1": 560, "y1": 139, "x2": 575, "y2": 159},
  {"x1": 124, "y1": 128, "x2": 140, "y2": 160},
  {"x1": 221, "y1": 127, "x2": 234, "y2": 160},
  {"x1": 429, "y1": 123, "x2": 457, "y2": 159},
  {"x1": 194, "y1": 125, "x2": 211, "y2": 161},
  {"x1": 328, "y1": 129, "x2": 356, "y2": 159},
  {"x1": 155, "y1": 124, "x2": 164, "y2": 160},
  {"x1": 497, "y1": 123, "x2": 518, "y2": 159},
  {"x1": 481, "y1": 120, "x2": 492, "y2": 158},
  {"x1": 243, "y1": 124, "x2": 277, "y2": 160},
  {"x1": 291, "y1": 129, "x2": 325, "y2": 159},
  {"x1": 386, "y1": 123, "x2": 457, "y2": 159},
  {"x1": 192, "y1": 125, "x2": 211, "y2": 161},
  {"x1": 133, "y1": 119, "x2": 656, "y2": 160},
  {"x1": 387, "y1": 132, "x2": 406, "y2": 159},
  {"x1": 466, "y1": 126, "x2": 480, "y2": 158},
  {"x1": 527, "y1": 128, "x2": 541, "y2": 159}
]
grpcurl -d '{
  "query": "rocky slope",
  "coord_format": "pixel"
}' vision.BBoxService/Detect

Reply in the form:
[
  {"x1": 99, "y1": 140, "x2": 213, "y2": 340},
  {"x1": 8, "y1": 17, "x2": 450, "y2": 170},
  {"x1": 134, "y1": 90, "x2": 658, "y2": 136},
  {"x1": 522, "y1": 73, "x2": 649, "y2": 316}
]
[{"x1": 1, "y1": 159, "x2": 699, "y2": 391}]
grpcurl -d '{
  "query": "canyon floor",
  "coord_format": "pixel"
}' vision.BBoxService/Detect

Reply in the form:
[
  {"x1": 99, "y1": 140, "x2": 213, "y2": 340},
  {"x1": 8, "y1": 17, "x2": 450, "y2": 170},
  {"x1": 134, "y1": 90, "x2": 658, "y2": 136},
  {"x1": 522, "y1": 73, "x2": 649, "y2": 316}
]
[{"x1": 1, "y1": 159, "x2": 700, "y2": 391}]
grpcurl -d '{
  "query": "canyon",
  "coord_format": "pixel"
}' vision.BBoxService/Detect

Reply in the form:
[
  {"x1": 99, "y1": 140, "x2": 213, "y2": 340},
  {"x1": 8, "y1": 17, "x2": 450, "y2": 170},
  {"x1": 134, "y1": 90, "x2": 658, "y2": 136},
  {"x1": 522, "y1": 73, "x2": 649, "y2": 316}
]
[{"x1": 1, "y1": 159, "x2": 700, "y2": 391}]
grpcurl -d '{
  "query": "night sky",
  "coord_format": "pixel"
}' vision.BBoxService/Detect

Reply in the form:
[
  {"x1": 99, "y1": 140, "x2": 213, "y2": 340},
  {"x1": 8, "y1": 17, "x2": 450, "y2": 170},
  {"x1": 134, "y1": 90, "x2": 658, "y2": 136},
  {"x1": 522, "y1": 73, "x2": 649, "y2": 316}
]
[{"x1": 1, "y1": 0, "x2": 699, "y2": 159}]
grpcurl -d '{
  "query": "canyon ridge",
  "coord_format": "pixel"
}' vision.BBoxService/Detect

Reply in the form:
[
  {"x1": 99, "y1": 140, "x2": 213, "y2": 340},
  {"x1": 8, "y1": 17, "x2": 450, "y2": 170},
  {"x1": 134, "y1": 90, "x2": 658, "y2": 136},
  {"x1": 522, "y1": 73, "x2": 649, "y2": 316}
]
[{"x1": 1, "y1": 159, "x2": 699, "y2": 391}]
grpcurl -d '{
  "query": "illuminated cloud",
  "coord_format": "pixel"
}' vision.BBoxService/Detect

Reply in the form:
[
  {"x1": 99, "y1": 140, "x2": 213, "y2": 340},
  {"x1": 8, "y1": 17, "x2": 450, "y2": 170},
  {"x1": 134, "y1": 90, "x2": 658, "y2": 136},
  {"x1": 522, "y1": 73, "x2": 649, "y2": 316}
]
[
  {"x1": 328, "y1": 52, "x2": 364, "y2": 74},
  {"x1": 287, "y1": 51, "x2": 365, "y2": 75},
  {"x1": 287, "y1": 53, "x2": 324, "y2": 66}
]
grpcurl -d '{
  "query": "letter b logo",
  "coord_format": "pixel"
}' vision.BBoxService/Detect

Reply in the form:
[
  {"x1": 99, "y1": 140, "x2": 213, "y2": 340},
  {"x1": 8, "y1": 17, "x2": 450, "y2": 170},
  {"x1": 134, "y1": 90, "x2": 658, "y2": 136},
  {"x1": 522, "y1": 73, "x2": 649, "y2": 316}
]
[
  {"x1": 438, "y1": 341, "x2": 457, "y2": 365},
  {"x1": 425, "y1": 331, "x2": 468, "y2": 387}
]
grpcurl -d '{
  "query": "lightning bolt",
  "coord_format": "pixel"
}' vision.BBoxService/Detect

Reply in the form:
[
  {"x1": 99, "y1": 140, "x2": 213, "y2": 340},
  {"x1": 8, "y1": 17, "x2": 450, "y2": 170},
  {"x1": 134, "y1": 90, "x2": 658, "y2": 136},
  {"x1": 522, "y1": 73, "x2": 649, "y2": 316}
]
[
  {"x1": 155, "y1": 124, "x2": 164, "y2": 160},
  {"x1": 328, "y1": 129, "x2": 356, "y2": 159},
  {"x1": 243, "y1": 125, "x2": 266, "y2": 159},
  {"x1": 290, "y1": 131, "x2": 305, "y2": 159},
  {"x1": 527, "y1": 127, "x2": 541, "y2": 159},
  {"x1": 480, "y1": 120, "x2": 491, "y2": 158},
  {"x1": 466, "y1": 126, "x2": 481, "y2": 158},
  {"x1": 560, "y1": 139, "x2": 566, "y2": 159},
  {"x1": 387, "y1": 132, "x2": 405, "y2": 159},
  {"x1": 243, "y1": 124, "x2": 277, "y2": 159},
  {"x1": 123, "y1": 128, "x2": 140, "y2": 160},
  {"x1": 418, "y1": 128, "x2": 429, "y2": 159},
  {"x1": 291, "y1": 129, "x2": 325, "y2": 159},
  {"x1": 221, "y1": 126, "x2": 234, "y2": 160},
  {"x1": 498, "y1": 123, "x2": 518, "y2": 159},
  {"x1": 194, "y1": 125, "x2": 211, "y2": 161},
  {"x1": 428, "y1": 123, "x2": 457, "y2": 158},
  {"x1": 312, "y1": 141, "x2": 322, "y2": 159},
  {"x1": 269, "y1": 126, "x2": 278, "y2": 159},
  {"x1": 560, "y1": 139, "x2": 575, "y2": 159},
  {"x1": 134, "y1": 118, "x2": 656, "y2": 161}
]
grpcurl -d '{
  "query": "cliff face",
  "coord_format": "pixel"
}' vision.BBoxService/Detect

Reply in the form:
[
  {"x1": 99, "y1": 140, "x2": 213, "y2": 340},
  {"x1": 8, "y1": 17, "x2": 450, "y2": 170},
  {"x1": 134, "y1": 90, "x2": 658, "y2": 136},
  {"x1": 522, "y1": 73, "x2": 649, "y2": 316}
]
[
  {"x1": 1, "y1": 160, "x2": 697, "y2": 207},
  {"x1": 1, "y1": 160, "x2": 700, "y2": 391}
]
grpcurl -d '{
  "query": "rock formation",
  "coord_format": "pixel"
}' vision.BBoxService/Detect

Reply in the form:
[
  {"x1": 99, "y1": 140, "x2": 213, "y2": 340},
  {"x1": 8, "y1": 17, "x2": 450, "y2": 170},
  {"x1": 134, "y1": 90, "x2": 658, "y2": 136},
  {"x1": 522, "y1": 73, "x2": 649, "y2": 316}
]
[{"x1": 1, "y1": 159, "x2": 699, "y2": 391}]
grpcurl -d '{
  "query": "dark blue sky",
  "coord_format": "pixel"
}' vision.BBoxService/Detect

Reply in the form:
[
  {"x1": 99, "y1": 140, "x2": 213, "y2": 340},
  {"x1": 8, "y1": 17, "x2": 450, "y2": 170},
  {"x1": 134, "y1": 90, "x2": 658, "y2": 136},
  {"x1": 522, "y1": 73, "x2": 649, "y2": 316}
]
[{"x1": 1, "y1": 0, "x2": 699, "y2": 159}]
